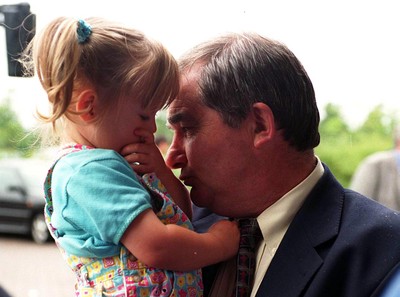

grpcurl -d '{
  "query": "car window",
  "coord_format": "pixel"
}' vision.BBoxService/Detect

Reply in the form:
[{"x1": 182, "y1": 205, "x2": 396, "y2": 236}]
[
  {"x1": 0, "y1": 159, "x2": 51, "y2": 198},
  {"x1": 0, "y1": 167, "x2": 24, "y2": 199},
  {"x1": 19, "y1": 162, "x2": 51, "y2": 197}
]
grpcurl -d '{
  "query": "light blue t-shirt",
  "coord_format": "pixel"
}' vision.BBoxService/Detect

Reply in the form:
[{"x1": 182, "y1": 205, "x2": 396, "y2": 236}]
[{"x1": 51, "y1": 148, "x2": 152, "y2": 258}]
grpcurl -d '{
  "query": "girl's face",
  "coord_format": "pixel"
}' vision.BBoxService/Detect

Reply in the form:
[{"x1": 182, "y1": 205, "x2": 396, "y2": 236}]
[{"x1": 93, "y1": 97, "x2": 159, "y2": 153}]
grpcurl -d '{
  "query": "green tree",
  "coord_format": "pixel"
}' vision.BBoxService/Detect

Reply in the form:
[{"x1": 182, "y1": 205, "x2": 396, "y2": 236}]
[
  {"x1": 349, "y1": 105, "x2": 394, "y2": 168},
  {"x1": 316, "y1": 104, "x2": 354, "y2": 186},
  {"x1": 319, "y1": 103, "x2": 350, "y2": 137},
  {"x1": 355, "y1": 105, "x2": 393, "y2": 139},
  {"x1": 0, "y1": 100, "x2": 39, "y2": 157},
  {"x1": 155, "y1": 110, "x2": 173, "y2": 141},
  {"x1": 316, "y1": 103, "x2": 395, "y2": 187}
]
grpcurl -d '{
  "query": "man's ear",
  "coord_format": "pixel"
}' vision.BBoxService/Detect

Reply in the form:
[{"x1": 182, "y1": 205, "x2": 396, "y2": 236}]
[
  {"x1": 76, "y1": 89, "x2": 96, "y2": 122},
  {"x1": 252, "y1": 102, "x2": 275, "y2": 148}
]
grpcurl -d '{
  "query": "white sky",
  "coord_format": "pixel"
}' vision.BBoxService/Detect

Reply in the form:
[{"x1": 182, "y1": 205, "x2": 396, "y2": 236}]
[{"x1": 1, "y1": 0, "x2": 399, "y2": 129}]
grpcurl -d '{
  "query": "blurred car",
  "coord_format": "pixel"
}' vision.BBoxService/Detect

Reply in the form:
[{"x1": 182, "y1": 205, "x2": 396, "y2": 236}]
[{"x1": 0, "y1": 158, "x2": 52, "y2": 244}]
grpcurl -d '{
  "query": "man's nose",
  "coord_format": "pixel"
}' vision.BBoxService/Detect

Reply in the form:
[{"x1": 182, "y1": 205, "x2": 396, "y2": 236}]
[{"x1": 165, "y1": 138, "x2": 187, "y2": 169}]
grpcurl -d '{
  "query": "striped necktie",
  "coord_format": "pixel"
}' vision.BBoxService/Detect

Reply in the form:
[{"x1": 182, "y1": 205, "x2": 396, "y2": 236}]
[{"x1": 234, "y1": 218, "x2": 263, "y2": 297}]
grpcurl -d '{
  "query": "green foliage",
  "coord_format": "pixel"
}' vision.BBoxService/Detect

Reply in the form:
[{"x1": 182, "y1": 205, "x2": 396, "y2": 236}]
[
  {"x1": 316, "y1": 104, "x2": 395, "y2": 187},
  {"x1": 155, "y1": 110, "x2": 173, "y2": 141},
  {"x1": 319, "y1": 103, "x2": 350, "y2": 136},
  {"x1": 0, "y1": 100, "x2": 40, "y2": 158}
]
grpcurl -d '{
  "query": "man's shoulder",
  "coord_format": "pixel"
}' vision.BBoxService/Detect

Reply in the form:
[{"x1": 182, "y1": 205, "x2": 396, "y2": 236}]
[
  {"x1": 302, "y1": 169, "x2": 400, "y2": 239},
  {"x1": 343, "y1": 188, "x2": 397, "y2": 212},
  {"x1": 341, "y1": 188, "x2": 400, "y2": 234}
]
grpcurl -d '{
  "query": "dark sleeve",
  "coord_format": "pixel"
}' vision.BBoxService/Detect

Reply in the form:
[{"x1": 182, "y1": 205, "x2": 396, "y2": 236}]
[
  {"x1": 192, "y1": 204, "x2": 227, "y2": 233},
  {"x1": 191, "y1": 204, "x2": 227, "y2": 296}
]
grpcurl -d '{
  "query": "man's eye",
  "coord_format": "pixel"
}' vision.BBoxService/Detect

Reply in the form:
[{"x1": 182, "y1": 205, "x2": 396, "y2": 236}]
[
  {"x1": 140, "y1": 114, "x2": 150, "y2": 121},
  {"x1": 181, "y1": 126, "x2": 196, "y2": 136}
]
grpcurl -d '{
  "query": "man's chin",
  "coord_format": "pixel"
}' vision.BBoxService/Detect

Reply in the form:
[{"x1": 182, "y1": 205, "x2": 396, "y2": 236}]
[
  {"x1": 190, "y1": 189, "x2": 234, "y2": 217},
  {"x1": 189, "y1": 187, "x2": 210, "y2": 208}
]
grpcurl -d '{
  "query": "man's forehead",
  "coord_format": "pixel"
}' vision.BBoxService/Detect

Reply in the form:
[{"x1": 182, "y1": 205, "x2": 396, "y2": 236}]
[
  {"x1": 167, "y1": 98, "x2": 201, "y2": 124},
  {"x1": 167, "y1": 66, "x2": 205, "y2": 123}
]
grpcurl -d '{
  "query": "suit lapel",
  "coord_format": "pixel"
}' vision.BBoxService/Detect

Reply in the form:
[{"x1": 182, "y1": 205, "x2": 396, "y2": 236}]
[
  {"x1": 256, "y1": 165, "x2": 344, "y2": 297},
  {"x1": 256, "y1": 227, "x2": 323, "y2": 297}
]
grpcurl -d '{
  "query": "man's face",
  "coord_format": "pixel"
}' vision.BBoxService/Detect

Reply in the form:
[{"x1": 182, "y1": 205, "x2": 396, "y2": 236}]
[{"x1": 165, "y1": 68, "x2": 255, "y2": 216}]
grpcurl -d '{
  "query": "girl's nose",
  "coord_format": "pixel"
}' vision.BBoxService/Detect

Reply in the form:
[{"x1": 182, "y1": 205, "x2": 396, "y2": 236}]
[{"x1": 150, "y1": 119, "x2": 157, "y2": 134}]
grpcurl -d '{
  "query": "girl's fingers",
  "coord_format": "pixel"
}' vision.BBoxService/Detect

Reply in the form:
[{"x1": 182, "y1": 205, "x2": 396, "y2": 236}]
[
  {"x1": 130, "y1": 163, "x2": 153, "y2": 175},
  {"x1": 121, "y1": 143, "x2": 150, "y2": 156},
  {"x1": 120, "y1": 143, "x2": 137, "y2": 156},
  {"x1": 124, "y1": 153, "x2": 150, "y2": 165}
]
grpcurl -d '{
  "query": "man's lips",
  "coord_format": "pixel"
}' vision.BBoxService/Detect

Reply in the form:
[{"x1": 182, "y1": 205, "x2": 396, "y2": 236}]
[{"x1": 180, "y1": 174, "x2": 194, "y2": 186}]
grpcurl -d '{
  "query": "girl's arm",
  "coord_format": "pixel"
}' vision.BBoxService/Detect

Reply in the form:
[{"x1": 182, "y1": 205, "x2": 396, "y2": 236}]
[
  {"x1": 120, "y1": 208, "x2": 239, "y2": 271},
  {"x1": 121, "y1": 130, "x2": 192, "y2": 218}
]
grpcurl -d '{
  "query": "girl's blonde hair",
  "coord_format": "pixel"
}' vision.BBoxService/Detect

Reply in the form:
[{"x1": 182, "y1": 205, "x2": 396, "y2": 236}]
[{"x1": 22, "y1": 17, "x2": 179, "y2": 144}]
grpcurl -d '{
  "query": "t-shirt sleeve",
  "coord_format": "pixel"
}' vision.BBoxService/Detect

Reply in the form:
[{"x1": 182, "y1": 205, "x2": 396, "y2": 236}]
[{"x1": 62, "y1": 151, "x2": 152, "y2": 245}]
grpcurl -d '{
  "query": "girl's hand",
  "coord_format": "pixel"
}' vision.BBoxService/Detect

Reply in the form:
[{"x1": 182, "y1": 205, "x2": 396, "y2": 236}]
[
  {"x1": 122, "y1": 130, "x2": 191, "y2": 217},
  {"x1": 121, "y1": 129, "x2": 168, "y2": 176}
]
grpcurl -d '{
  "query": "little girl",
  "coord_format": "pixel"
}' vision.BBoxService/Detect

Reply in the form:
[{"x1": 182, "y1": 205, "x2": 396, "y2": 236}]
[{"x1": 23, "y1": 17, "x2": 239, "y2": 296}]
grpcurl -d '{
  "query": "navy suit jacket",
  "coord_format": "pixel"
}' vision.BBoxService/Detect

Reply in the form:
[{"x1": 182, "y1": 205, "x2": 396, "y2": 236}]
[{"x1": 254, "y1": 165, "x2": 400, "y2": 297}]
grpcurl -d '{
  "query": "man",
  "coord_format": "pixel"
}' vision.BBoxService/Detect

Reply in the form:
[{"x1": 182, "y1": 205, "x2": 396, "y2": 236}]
[
  {"x1": 350, "y1": 125, "x2": 400, "y2": 210},
  {"x1": 165, "y1": 32, "x2": 400, "y2": 297}
]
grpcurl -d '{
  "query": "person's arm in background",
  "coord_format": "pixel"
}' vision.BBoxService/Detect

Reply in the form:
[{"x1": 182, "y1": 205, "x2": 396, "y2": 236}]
[
  {"x1": 349, "y1": 156, "x2": 378, "y2": 199},
  {"x1": 373, "y1": 263, "x2": 400, "y2": 297}
]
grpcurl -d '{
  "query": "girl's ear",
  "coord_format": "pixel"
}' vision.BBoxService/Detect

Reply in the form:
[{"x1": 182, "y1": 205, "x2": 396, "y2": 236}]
[
  {"x1": 76, "y1": 89, "x2": 96, "y2": 122},
  {"x1": 252, "y1": 102, "x2": 275, "y2": 148}
]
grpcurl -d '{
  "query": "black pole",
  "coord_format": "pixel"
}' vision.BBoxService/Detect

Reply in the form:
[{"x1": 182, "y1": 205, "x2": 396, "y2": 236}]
[{"x1": 0, "y1": 2, "x2": 36, "y2": 77}]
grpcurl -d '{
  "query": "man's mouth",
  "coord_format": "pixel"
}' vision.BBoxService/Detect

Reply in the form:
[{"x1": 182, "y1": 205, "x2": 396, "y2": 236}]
[{"x1": 180, "y1": 174, "x2": 194, "y2": 186}]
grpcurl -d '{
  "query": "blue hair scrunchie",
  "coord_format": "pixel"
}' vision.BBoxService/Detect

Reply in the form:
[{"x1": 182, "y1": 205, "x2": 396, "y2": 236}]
[{"x1": 77, "y1": 19, "x2": 92, "y2": 44}]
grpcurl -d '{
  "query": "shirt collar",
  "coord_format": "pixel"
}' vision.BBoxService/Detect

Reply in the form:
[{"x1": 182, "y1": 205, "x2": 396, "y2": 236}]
[{"x1": 257, "y1": 157, "x2": 324, "y2": 243}]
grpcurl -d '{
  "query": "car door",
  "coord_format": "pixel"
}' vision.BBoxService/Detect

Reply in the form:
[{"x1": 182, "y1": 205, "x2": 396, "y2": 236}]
[{"x1": 0, "y1": 166, "x2": 31, "y2": 234}]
